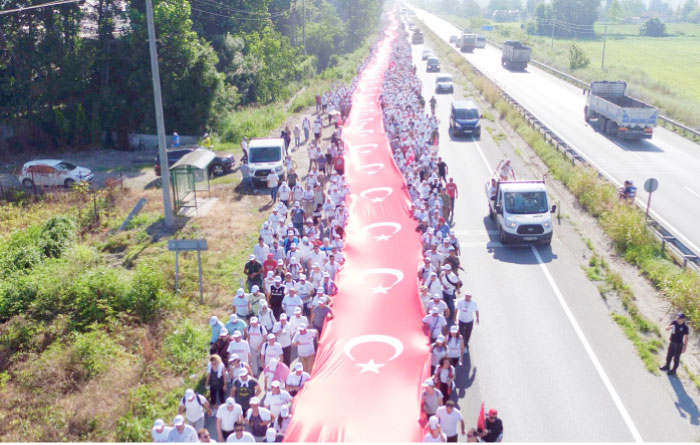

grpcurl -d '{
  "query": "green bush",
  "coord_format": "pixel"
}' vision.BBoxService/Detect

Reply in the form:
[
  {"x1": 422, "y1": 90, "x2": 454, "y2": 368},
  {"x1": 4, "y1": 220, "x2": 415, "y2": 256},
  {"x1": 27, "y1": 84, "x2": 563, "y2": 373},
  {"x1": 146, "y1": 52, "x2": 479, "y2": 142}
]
[
  {"x1": 0, "y1": 316, "x2": 38, "y2": 354},
  {"x1": 72, "y1": 330, "x2": 122, "y2": 378},
  {"x1": 164, "y1": 319, "x2": 208, "y2": 374},
  {"x1": 127, "y1": 261, "x2": 172, "y2": 322}
]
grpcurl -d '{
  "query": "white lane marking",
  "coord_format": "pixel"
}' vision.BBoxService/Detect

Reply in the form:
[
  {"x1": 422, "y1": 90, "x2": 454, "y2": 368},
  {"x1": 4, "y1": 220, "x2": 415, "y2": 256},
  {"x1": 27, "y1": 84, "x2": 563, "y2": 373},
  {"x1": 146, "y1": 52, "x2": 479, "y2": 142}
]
[
  {"x1": 685, "y1": 186, "x2": 700, "y2": 200},
  {"x1": 530, "y1": 246, "x2": 643, "y2": 443}
]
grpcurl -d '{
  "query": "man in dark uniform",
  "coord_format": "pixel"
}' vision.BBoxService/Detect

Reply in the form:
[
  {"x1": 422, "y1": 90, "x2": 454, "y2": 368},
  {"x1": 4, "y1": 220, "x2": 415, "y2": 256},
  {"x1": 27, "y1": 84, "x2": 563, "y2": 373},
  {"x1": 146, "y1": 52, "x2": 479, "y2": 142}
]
[
  {"x1": 243, "y1": 254, "x2": 263, "y2": 291},
  {"x1": 660, "y1": 313, "x2": 689, "y2": 376}
]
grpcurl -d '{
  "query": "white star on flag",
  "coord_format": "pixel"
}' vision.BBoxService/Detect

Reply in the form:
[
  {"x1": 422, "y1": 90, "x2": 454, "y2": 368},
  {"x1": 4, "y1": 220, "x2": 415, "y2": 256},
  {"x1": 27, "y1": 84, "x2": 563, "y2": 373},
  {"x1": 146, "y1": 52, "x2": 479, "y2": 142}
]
[
  {"x1": 370, "y1": 285, "x2": 390, "y2": 294},
  {"x1": 356, "y1": 359, "x2": 385, "y2": 374},
  {"x1": 370, "y1": 197, "x2": 385, "y2": 203},
  {"x1": 375, "y1": 234, "x2": 391, "y2": 241}
]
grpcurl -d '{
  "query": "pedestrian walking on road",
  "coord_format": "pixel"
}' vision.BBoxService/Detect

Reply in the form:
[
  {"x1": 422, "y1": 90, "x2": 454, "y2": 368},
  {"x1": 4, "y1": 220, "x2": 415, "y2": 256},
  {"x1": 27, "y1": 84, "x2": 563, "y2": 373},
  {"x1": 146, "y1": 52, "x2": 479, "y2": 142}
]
[
  {"x1": 446, "y1": 325, "x2": 465, "y2": 367},
  {"x1": 424, "y1": 415, "x2": 447, "y2": 442},
  {"x1": 216, "y1": 397, "x2": 243, "y2": 442},
  {"x1": 167, "y1": 415, "x2": 198, "y2": 442},
  {"x1": 151, "y1": 419, "x2": 171, "y2": 442},
  {"x1": 226, "y1": 421, "x2": 255, "y2": 442},
  {"x1": 206, "y1": 354, "x2": 229, "y2": 408},
  {"x1": 178, "y1": 388, "x2": 211, "y2": 432},
  {"x1": 303, "y1": 116, "x2": 311, "y2": 142},
  {"x1": 436, "y1": 400, "x2": 465, "y2": 443},
  {"x1": 455, "y1": 291, "x2": 479, "y2": 347},
  {"x1": 421, "y1": 380, "x2": 444, "y2": 418},
  {"x1": 239, "y1": 161, "x2": 253, "y2": 193},
  {"x1": 293, "y1": 125, "x2": 301, "y2": 149},
  {"x1": 660, "y1": 313, "x2": 690, "y2": 376},
  {"x1": 433, "y1": 357, "x2": 455, "y2": 403}
]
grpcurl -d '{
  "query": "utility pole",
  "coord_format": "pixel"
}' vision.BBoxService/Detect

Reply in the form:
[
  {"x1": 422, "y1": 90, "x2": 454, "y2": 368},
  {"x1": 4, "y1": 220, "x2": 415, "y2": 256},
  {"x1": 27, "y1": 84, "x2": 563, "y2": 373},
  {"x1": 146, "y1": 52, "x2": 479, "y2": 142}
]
[
  {"x1": 550, "y1": 18, "x2": 555, "y2": 51},
  {"x1": 145, "y1": 0, "x2": 174, "y2": 228},
  {"x1": 601, "y1": 23, "x2": 608, "y2": 70},
  {"x1": 302, "y1": 0, "x2": 306, "y2": 55}
]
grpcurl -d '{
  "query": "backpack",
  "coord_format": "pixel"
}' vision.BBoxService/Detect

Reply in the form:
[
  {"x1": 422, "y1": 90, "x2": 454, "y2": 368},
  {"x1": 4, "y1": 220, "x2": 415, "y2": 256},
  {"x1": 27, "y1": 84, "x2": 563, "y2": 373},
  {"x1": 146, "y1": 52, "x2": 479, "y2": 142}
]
[{"x1": 182, "y1": 393, "x2": 204, "y2": 407}]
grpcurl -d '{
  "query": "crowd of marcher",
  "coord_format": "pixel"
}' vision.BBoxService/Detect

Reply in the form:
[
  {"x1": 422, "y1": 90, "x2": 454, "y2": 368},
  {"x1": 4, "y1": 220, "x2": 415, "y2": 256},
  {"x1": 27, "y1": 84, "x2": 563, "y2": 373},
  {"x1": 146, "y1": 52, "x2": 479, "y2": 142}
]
[
  {"x1": 149, "y1": 43, "x2": 383, "y2": 444},
  {"x1": 379, "y1": 24, "x2": 504, "y2": 442},
  {"x1": 150, "y1": 19, "x2": 506, "y2": 443}
]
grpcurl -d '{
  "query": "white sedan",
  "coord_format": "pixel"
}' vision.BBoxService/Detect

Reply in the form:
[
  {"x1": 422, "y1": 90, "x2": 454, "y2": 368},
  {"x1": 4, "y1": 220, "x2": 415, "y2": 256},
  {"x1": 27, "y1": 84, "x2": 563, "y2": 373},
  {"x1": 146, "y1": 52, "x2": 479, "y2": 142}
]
[{"x1": 19, "y1": 159, "x2": 94, "y2": 189}]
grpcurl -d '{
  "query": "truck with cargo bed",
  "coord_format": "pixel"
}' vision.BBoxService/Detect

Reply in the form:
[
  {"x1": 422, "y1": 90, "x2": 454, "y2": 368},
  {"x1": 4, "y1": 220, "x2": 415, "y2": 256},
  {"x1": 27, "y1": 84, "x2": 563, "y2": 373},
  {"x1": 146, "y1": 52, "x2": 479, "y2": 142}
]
[
  {"x1": 584, "y1": 81, "x2": 658, "y2": 139},
  {"x1": 460, "y1": 33, "x2": 477, "y2": 52},
  {"x1": 501, "y1": 40, "x2": 531, "y2": 70},
  {"x1": 411, "y1": 30, "x2": 424, "y2": 44}
]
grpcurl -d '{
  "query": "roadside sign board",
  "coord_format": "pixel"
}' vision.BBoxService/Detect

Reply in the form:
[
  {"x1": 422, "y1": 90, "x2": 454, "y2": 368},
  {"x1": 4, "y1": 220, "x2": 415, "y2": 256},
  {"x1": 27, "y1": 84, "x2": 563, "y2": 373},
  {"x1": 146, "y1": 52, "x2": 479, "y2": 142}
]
[
  {"x1": 644, "y1": 178, "x2": 659, "y2": 193},
  {"x1": 168, "y1": 239, "x2": 208, "y2": 251}
]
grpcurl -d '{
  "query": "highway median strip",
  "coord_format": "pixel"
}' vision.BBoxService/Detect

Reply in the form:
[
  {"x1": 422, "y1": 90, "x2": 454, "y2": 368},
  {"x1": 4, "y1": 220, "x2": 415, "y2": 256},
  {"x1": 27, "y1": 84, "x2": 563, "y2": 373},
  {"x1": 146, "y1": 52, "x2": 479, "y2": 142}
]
[{"x1": 417, "y1": 18, "x2": 700, "y2": 341}]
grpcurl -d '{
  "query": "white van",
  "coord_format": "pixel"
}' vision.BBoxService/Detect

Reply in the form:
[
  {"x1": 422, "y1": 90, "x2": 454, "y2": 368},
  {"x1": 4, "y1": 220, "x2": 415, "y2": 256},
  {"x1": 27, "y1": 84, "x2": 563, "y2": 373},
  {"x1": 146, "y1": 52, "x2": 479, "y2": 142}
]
[
  {"x1": 486, "y1": 179, "x2": 556, "y2": 245},
  {"x1": 247, "y1": 138, "x2": 286, "y2": 184}
]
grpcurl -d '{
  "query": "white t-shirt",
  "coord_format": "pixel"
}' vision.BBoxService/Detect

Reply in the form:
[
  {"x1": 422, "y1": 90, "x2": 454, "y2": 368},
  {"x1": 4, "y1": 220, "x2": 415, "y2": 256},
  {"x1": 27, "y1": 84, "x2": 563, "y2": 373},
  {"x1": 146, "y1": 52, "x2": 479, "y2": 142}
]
[
  {"x1": 152, "y1": 426, "x2": 172, "y2": 442},
  {"x1": 288, "y1": 315, "x2": 309, "y2": 333},
  {"x1": 226, "y1": 431, "x2": 256, "y2": 442},
  {"x1": 261, "y1": 341, "x2": 283, "y2": 365},
  {"x1": 217, "y1": 404, "x2": 243, "y2": 431},
  {"x1": 436, "y1": 406, "x2": 463, "y2": 437},
  {"x1": 233, "y1": 295, "x2": 251, "y2": 317},
  {"x1": 267, "y1": 173, "x2": 279, "y2": 189},
  {"x1": 247, "y1": 324, "x2": 267, "y2": 350},
  {"x1": 281, "y1": 294, "x2": 303, "y2": 317},
  {"x1": 246, "y1": 407, "x2": 272, "y2": 422},
  {"x1": 264, "y1": 390, "x2": 292, "y2": 417},
  {"x1": 292, "y1": 329, "x2": 317, "y2": 357},
  {"x1": 179, "y1": 394, "x2": 208, "y2": 422},
  {"x1": 423, "y1": 314, "x2": 447, "y2": 340},
  {"x1": 423, "y1": 431, "x2": 447, "y2": 442},
  {"x1": 272, "y1": 322, "x2": 293, "y2": 347},
  {"x1": 456, "y1": 299, "x2": 478, "y2": 323},
  {"x1": 285, "y1": 371, "x2": 311, "y2": 389},
  {"x1": 227, "y1": 340, "x2": 251, "y2": 363}
]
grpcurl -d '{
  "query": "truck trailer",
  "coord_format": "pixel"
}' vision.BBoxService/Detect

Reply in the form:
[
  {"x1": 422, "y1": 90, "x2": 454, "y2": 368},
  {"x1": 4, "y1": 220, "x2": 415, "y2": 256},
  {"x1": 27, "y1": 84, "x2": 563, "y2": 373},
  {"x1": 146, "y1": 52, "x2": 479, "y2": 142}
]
[{"x1": 584, "y1": 81, "x2": 658, "y2": 139}]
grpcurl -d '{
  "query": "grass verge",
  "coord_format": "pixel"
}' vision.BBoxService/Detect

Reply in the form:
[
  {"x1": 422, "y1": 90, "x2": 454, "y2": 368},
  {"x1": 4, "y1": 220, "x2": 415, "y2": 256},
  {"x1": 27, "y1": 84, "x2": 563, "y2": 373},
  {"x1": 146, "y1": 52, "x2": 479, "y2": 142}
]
[{"x1": 418, "y1": 18, "x2": 700, "y2": 340}]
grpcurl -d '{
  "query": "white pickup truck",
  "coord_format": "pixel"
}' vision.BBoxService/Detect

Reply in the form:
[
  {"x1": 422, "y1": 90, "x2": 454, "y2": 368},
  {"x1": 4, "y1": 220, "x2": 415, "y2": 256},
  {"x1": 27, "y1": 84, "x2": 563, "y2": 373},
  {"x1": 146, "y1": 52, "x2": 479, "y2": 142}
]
[
  {"x1": 486, "y1": 179, "x2": 556, "y2": 245},
  {"x1": 584, "y1": 81, "x2": 658, "y2": 139}
]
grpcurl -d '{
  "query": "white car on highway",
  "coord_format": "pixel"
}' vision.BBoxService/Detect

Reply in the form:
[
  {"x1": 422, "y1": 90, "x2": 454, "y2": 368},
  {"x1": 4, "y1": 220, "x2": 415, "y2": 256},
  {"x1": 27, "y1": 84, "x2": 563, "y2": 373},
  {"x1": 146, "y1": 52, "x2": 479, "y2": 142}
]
[{"x1": 19, "y1": 159, "x2": 94, "y2": 189}]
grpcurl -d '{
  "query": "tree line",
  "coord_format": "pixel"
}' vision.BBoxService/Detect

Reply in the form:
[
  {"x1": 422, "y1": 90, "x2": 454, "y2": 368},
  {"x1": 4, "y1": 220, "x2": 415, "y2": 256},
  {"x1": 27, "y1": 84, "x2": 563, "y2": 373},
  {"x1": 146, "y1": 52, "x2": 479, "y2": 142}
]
[{"x1": 0, "y1": 0, "x2": 383, "y2": 151}]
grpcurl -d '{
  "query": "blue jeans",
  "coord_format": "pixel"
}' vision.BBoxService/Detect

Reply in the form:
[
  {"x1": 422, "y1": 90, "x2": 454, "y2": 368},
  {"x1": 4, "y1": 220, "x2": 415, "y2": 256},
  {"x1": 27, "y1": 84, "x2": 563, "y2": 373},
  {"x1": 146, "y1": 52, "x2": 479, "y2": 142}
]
[
  {"x1": 270, "y1": 185, "x2": 279, "y2": 201},
  {"x1": 443, "y1": 292, "x2": 456, "y2": 324},
  {"x1": 241, "y1": 177, "x2": 253, "y2": 192}
]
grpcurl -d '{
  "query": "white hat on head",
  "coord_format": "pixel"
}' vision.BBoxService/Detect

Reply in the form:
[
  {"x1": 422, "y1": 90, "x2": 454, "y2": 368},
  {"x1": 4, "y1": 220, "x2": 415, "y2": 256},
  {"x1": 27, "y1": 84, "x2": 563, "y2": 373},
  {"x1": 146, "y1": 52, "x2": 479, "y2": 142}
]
[
  {"x1": 209, "y1": 316, "x2": 219, "y2": 326},
  {"x1": 185, "y1": 388, "x2": 195, "y2": 400},
  {"x1": 153, "y1": 419, "x2": 165, "y2": 429},
  {"x1": 429, "y1": 415, "x2": 439, "y2": 429},
  {"x1": 266, "y1": 428, "x2": 277, "y2": 442},
  {"x1": 173, "y1": 415, "x2": 185, "y2": 426}
]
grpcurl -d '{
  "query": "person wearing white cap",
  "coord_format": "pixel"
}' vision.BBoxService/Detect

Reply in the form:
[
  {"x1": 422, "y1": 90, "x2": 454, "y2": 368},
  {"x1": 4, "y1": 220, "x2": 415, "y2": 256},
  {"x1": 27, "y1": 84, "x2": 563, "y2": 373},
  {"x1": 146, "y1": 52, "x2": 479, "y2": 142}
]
[
  {"x1": 245, "y1": 398, "x2": 271, "y2": 440},
  {"x1": 274, "y1": 405, "x2": 292, "y2": 436},
  {"x1": 323, "y1": 254, "x2": 340, "y2": 280},
  {"x1": 310, "y1": 295, "x2": 334, "y2": 334},
  {"x1": 151, "y1": 418, "x2": 171, "y2": 442},
  {"x1": 446, "y1": 325, "x2": 465, "y2": 367},
  {"x1": 321, "y1": 273, "x2": 338, "y2": 296},
  {"x1": 216, "y1": 397, "x2": 243, "y2": 442},
  {"x1": 227, "y1": 354, "x2": 253, "y2": 382},
  {"x1": 243, "y1": 254, "x2": 263, "y2": 291},
  {"x1": 248, "y1": 285, "x2": 266, "y2": 317},
  {"x1": 427, "y1": 293, "x2": 449, "y2": 317},
  {"x1": 281, "y1": 288, "x2": 303, "y2": 318},
  {"x1": 285, "y1": 242, "x2": 302, "y2": 266},
  {"x1": 227, "y1": 330, "x2": 251, "y2": 364},
  {"x1": 167, "y1": 415, "x2": 198, "y2": 442},
  {"x1": 440, "y1": 264, "x2": 460, "y2": 323},
  {"x1": 231, "y1": 367, "x2": 260, "y2": 414},
  {"x1": 295, "y1": 274, "x2": 314, "y2": 315},
  {"x1": 309, "y1": 263, "x2": 324, "y2": 288},
  {"x1": 272, "y1": 314, "x2": 293, "y2": 365},
  {"x1": 285, "y1": 362, "x2": 311, "y2": 397},
  {"x1": 436, "y1": 400, "x2": 465, "y2": 442},
  {"x1": 258, "y1": 301, "x2": 276, "y2": 332},
  {"x1": 455, "y1": 291, "x2": 479, "y2": 347},
  {"x1": 210, "y1": 315, "x2": 225, "y2": 345},
  {"x1": 178, "y1": 388, "x2": 211, "y2": 432},
  {"x1": 423, "y1": 307, "x2": 448, "y2": 342},
  {"x1": 269, "y1": 239, "x2": 285, "y2": 263},
  {"x1": 261, "y1": 333, "x2": 284, "y2": 369},
  {"x1": 287, "y1": 256, "x2": 301, "y2": 280},
  {"x1": 307, "y1": 246, "x2": 327, "y2": 275},
  {"x1": 232, "y1": 288, "x2": 251, "y2": 320},
  {"x1": 263, "y1": 426, "x2": 284, "y2": 442},
  {"x1": 246, "y1": 317, "x2": 267, "y2": 374},
  {"x1": 291, "y1": 324, "x2": 318, "y2": 372},
  {"x1": 277, "y1": 180, "x2": 291, "y2": 208},
  {"x1": 263, "y1": 356, "x2": 290, "y2": 391},
  {"x1": 424, "y1": 415, "x2": 447, "y2": 442},
  {"x1": 430, "y1": 335, "x2": 448, "y2": 375},
  {"x1": 268, "y1": 207, "x2": 284, "y2": 228},
  {"x1": 288, "y1": 306, "x2": 309, "y2": 333},
  {"x1": 225, "y1": 314, "x2": 247, "y2": 341},
  {"x1": 264, "y1": 380, "x2": 292, "y2": 418},
  {"x1": 269, "y1": 277, "x2": 285, "y2": 319},
  {"x1": 421, "y1": 380, "x2": 444, "y2": 419},
  {"x1": 260, "y1": 221, "x2": 274, "y2": 246},
  {"x1": 425, "y1": 272, "x2": 443, "y2": 301}
]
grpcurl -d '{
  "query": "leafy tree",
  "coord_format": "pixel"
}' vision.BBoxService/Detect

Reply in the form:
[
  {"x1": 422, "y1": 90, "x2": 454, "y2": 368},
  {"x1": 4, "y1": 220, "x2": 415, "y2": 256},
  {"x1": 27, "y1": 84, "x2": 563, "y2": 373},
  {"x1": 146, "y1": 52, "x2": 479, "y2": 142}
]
[
  {"x1": 606, "y1": 0, "x2": 624, "y2": 21},
  {"x1": 640, "y1": 17, "x2": 666, "y2": 35},
  {"x1": 552, "y1": 0, "x2": 599, "y2": 36},
  {"x1": 622, "y1": 0, "x2": 646, "y2": 16},
  {"x1": 461, "y1": 0, "x2": 482, "y2": 17},
  {"x1": 333, "y1": 0, "x2": 383, "y2": 52},
  {"x1": 568, "y1": 41, "x2": 590, "y2": 69},
  {"x1": 681, "y1": 0, "x2": 697, "y2": 19},
  {"x1": 648, "y1": 0, "x2": 670, "y2": 13}
]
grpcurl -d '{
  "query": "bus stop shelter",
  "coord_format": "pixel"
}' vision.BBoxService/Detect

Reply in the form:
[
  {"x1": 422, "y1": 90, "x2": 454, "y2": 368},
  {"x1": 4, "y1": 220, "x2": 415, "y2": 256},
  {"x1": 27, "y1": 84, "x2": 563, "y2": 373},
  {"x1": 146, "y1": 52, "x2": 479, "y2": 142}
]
[{"x1": 169, "y1": 148, "x2": 216, "y2": 214}]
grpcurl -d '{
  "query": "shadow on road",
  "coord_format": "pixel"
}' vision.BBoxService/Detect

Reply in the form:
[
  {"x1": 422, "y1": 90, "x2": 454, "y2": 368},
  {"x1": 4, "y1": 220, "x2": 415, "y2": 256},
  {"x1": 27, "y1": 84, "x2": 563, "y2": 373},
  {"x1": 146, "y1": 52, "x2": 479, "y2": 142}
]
[
  {"x1": 668, "y1": 375, "x2": 700, "y2": 425},
  {"x1": 452, "y1": 350, "x2": 477, "y2": 401}
]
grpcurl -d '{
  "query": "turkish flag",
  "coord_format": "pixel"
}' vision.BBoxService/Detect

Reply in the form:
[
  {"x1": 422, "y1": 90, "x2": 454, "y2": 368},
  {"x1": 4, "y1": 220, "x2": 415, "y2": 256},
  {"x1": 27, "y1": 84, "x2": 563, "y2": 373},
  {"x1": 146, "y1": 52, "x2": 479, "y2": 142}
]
[
  {"x1": 283, "y1": 14, "x2": 431, "y2": 442},
  {"x1": 477, "y1": 402, "x2": 486, "y2": 432}
]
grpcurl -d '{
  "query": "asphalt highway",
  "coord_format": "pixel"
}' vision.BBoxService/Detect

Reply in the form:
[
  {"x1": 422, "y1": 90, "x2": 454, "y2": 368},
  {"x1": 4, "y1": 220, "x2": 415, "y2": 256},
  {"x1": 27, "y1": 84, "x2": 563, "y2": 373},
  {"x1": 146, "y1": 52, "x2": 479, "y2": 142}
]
[
  {"x1": 409, "y1": 5, "x2": 700, "y2": 262},
  {"x1": 411, "y1": 34, "x2": 700, "y2": 441}
]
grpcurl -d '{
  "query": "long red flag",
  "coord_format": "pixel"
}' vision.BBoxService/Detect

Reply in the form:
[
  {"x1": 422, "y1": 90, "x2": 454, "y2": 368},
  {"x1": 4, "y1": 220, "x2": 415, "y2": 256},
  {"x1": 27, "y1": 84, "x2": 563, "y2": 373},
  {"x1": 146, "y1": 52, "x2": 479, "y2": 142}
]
[
  {"x1": 477, "y1": 402, "x2": 486, "y2": 432},
  {"x1": 283, "y1": 13, "x2": 431, "y2": 442}
]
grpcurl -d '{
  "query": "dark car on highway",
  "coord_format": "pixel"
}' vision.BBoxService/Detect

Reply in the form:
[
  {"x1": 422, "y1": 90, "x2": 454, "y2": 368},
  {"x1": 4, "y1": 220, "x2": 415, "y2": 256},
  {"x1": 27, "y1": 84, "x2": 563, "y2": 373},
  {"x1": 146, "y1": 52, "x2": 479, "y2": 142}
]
[
  {"x1": 154, "y1": 147, "x2": 235, "y2": 177},
  {"x1": 426, "y1": 57, "x2": 440, "y2": 72},
  {"x1": 450, "y1": 100, "x2": 481, "y2": 138}
]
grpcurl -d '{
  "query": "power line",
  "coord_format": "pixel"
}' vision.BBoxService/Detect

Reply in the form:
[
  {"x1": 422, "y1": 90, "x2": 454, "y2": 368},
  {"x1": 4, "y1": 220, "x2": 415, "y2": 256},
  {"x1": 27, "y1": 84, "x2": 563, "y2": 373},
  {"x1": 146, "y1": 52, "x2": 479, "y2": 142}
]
[
  {"x1": 190, "y1": 0, "x2": 298, "y2": 20},
  {"x1": 0, "y1": 0, "x2": 82, "y2": 16}
]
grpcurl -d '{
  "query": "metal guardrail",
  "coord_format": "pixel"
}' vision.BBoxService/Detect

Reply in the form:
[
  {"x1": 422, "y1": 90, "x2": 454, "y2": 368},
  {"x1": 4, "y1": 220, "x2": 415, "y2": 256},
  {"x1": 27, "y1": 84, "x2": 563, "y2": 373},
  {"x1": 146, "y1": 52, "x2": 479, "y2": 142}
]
[
  {"x1": 435, "y1": 14, "x2": 700, "y2": 140},
  {"x1": 416, "y1": 15, "x2": 700, "y2": 271}
]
